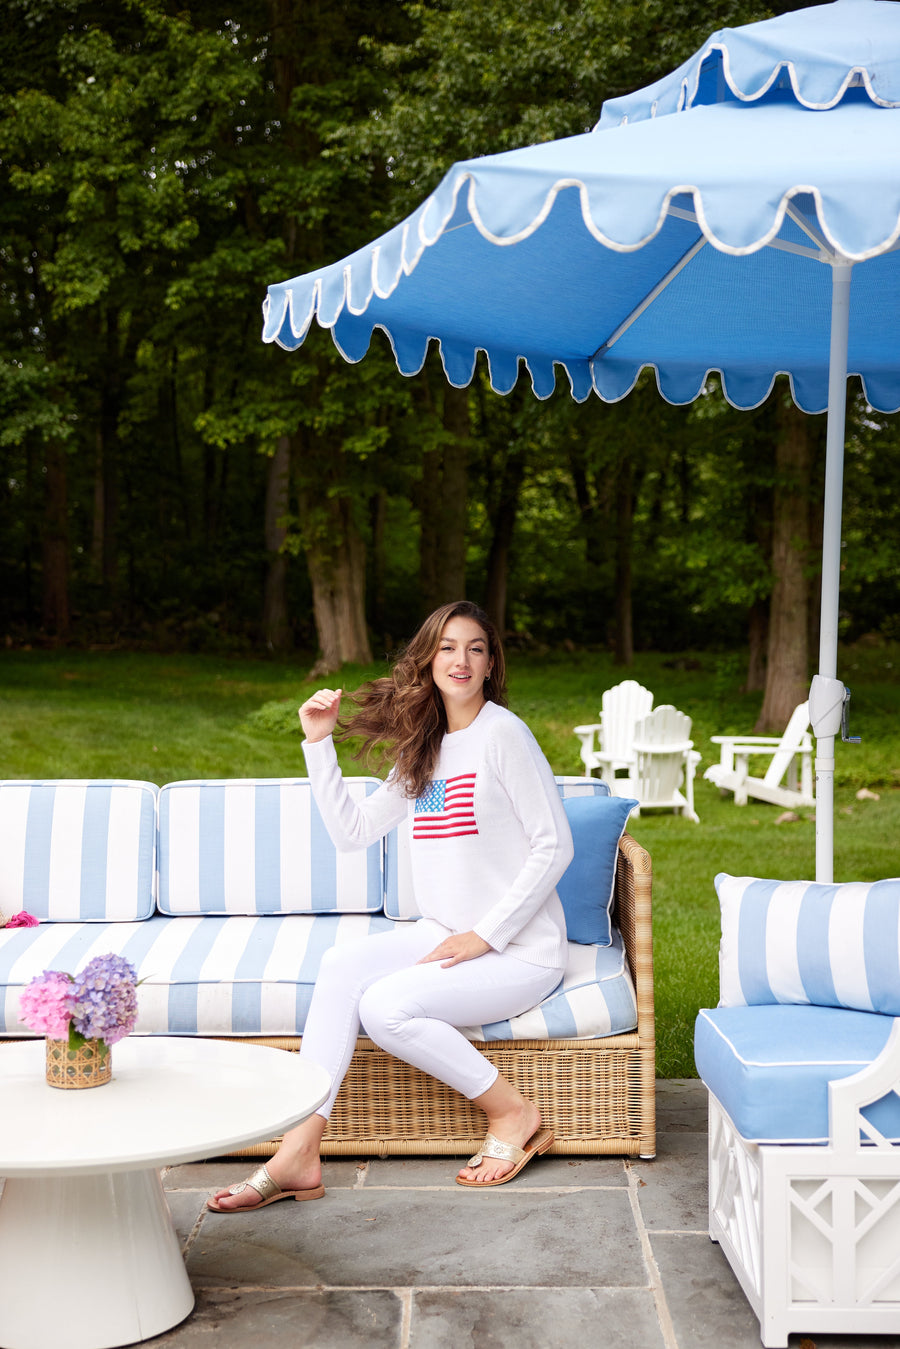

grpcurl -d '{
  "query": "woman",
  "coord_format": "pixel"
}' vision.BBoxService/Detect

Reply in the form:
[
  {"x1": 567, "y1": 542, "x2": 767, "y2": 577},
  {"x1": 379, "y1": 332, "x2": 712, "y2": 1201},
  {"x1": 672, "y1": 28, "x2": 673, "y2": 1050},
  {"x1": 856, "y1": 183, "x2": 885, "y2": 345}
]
[{"x1": 209, "y1": 600, "x2": 573, "y2": 1212}]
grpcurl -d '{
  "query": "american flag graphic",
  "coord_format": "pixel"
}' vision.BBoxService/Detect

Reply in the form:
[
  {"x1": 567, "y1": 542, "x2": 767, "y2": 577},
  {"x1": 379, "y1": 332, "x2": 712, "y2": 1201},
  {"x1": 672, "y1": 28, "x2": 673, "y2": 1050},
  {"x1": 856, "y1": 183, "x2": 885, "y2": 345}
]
[{"x1": 413, "y1": 773, "x2": 478, "y2": 840}]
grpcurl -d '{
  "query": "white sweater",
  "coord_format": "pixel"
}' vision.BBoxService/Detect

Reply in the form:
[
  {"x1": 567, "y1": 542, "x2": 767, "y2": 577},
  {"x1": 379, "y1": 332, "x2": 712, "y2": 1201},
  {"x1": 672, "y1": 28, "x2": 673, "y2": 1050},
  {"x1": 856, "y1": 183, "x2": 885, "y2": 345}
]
[{"x1": 302, "y1": 700, "x2": 574, "y2": 969}]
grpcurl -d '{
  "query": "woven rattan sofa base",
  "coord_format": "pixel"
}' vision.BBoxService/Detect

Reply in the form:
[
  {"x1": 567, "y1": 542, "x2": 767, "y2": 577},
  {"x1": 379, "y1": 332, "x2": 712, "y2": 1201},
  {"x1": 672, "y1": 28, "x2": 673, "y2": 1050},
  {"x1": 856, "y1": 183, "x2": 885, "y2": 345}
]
[
  {"x1": 225, "y1": 832, "x2": 655, "y2": 1160},
  {"x1": 226, "y1": 1032, "x2": 653, "y2": 1158}
]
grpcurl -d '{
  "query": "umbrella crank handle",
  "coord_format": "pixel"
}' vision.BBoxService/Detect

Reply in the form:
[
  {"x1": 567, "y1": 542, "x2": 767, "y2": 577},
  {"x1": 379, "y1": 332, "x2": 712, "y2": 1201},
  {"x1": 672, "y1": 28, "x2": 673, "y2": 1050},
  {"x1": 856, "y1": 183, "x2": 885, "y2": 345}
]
[
  {"x1": 841, "y1": 686, "x2": 861, "y2": 744},
  {"x1": 809, "y1": 674, "x2": 861, "y2": 744}
]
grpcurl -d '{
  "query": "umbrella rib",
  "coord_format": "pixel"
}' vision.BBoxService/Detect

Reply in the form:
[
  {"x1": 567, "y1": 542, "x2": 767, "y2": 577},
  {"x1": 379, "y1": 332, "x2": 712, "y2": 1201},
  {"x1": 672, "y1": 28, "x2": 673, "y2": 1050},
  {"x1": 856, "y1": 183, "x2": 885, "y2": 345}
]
[
  {"x1": 669, "y1": 202, "x2": 823, "y2": 261},
  {"x1": 785, "y1": 200, "x2": 837, "y2": 256},
  {"x1": 592, "y1": 235, "x2": 707, "y2": 358}
]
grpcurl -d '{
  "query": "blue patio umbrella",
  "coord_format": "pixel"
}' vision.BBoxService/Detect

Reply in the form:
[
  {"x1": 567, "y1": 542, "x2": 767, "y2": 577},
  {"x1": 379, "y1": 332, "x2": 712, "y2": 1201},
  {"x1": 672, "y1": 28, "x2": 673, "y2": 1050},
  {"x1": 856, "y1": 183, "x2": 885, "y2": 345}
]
[{"x1": 263, "y1": 0, "x2": 900, "y2": 882}]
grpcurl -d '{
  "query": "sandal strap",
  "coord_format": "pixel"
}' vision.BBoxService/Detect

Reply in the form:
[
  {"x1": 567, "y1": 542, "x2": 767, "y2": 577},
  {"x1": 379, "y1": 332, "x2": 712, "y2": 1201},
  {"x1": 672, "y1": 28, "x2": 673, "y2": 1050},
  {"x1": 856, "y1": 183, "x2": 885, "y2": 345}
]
[
  {"x1": 467, "y1": 1132, "x2": 526, "y2": 1168},
  {"x1": 228, "y1": 1164, "x2": 281, "y2": 1202}
]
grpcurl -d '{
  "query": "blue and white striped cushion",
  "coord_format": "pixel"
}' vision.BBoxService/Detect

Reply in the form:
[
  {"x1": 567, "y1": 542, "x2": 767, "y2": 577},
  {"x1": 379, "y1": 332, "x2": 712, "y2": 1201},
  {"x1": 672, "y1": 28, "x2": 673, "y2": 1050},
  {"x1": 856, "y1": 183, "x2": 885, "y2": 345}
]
[
  {"x1": 0, "y1": 913, "x2": 395, "y2": 1036},
  {"x1": 468, "y1": 926, "x2": 637, "y2": 1041},
  {"x1": 0, "y1": 780, "x2": 157, "y2": 922},
  {"x1": 158, "y1": 779, "x2": 384, "y2": 915},
  {"x1": 0, "y1": 912, "x2": 636, "y2": 1041},
  {"x1": 717, "y1": 873, "x2": 900, "y2": 1015},
  {"x1": 383, "y1": 774, "x2": 612, "y2": 920}
]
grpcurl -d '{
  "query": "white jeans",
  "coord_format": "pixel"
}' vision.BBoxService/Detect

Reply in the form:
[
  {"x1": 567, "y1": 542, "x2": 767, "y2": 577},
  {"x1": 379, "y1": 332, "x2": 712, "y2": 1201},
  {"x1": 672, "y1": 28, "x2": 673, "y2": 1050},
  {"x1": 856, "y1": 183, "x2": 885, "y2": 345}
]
[{"x1": 299, "y1": 919, "x2": 563, "y2": 1118}]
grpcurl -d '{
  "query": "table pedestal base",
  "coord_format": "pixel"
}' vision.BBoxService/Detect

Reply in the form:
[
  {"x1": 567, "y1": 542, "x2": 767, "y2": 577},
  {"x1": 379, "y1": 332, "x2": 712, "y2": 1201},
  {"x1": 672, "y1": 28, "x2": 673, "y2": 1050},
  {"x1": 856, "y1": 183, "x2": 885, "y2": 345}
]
[{"x1": 0, "y1": 1169, "x2": 194, "y2": 1349}]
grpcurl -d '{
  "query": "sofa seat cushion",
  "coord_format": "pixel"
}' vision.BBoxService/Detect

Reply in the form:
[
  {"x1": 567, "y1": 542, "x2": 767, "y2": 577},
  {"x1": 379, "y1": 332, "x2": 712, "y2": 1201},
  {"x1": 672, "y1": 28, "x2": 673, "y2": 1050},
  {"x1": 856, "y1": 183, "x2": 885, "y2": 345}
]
[
  {"x1": 158, "y1": 778, "x2": 385, "y2": 915},
  {"x1": 467, "y1": 926, "x2": 637, "y2": 1041},
  {"x1": 0, "y1": 914, "x2": 396, "y2": 1037},
  {"x1": 0, "y1": 780, "x2": 157, "y2": 922},
  {"x1": 0, "y1": 916, "x2": 637, "y2": 1041},
  {"x1": 695, "y1": 1004, "x2": 900, "y2": 1144}
]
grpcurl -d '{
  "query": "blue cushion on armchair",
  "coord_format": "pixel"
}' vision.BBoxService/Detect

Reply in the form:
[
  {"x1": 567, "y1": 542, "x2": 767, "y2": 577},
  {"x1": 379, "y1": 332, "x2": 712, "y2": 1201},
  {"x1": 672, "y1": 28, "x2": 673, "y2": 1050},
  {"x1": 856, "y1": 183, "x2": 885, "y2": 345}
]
[{"x1": 556, "y1": 795, "x2": 638, "y2": 946}]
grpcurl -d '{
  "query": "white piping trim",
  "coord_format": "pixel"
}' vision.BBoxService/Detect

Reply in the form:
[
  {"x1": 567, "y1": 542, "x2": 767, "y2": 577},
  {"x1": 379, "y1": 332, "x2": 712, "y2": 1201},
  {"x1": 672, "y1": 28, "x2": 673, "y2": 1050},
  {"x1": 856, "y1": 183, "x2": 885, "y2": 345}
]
[{"x1": 671, "y1": 43, "x2": 900, "y2": 116}]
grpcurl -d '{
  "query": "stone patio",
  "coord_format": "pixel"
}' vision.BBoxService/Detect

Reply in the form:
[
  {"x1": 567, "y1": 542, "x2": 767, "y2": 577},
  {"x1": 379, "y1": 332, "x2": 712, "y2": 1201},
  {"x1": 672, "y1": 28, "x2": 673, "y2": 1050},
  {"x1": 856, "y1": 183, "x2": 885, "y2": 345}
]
[{"x1": 150, "y1": 1079, "x2": 888, "y2": 1348}]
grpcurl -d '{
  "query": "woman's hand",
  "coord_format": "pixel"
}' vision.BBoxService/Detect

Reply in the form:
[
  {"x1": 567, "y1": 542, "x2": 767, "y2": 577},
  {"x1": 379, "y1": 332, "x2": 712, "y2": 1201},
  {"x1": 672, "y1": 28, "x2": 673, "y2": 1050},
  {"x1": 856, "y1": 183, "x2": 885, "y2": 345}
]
[
  {"x1": 417, "y1": 931, "x2": 492, "y2": 968},
  {"x1": 298, "y1": 688, "x2": 342, "y2": 743}
]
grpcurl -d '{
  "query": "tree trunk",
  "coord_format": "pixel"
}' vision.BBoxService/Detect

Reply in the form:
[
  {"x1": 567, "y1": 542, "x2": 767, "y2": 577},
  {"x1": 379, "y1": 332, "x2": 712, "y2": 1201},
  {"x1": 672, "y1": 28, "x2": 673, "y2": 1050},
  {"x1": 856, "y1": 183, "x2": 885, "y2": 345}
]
[
  {"x1": 744, "y1": 600, "x2": 768, "y2": 692},
  {"x1": 370, "y1": 488, "x2": 387, "y2": 642},
  {"x1": 91, "y1": 429, "x2": 104, "y2": 579},
  {"x1": 484, "y1": 448, "x2": 526, "y2": 635},
  {"x1": 98, "y1": 308, "x2": 121, "y2": 613},
  {"x1": 41, "y1": 439, "x2": 69, "y2": 636},
  {"x1": 439, "y1": 383, "x2": 469, "y2": 604},
  {"x1": 417, "y1": 382, "x2": 469, "y2": 612},
  {"x1": 807, "y1": 473, "x2": 824, "y2": 662},
  {"x1": 303, "y1": 492, "x2": 373, "y2": 675},
  {"x1": 263, "y1": 434, "x2": 292, "y2": 651},
  {"x1": 419, "y1": 439, "x2": 442, "y2": 614},
  {"x1": 613, "y1": 456, "x2": 634, "y2": 666},
  {"x1": 567, "y1": 444, "x2": 606, "y2": 570},
  {"x1": 755, "y1": 401, "x2": 812, "y2": 732}
]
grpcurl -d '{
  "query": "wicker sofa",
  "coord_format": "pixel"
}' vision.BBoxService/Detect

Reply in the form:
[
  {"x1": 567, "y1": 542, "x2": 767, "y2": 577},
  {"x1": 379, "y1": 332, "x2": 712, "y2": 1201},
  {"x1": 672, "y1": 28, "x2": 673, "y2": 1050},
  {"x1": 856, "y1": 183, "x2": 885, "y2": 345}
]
[{"x1": 0, "y1": 776, "x2": 655, "y2": 1159}]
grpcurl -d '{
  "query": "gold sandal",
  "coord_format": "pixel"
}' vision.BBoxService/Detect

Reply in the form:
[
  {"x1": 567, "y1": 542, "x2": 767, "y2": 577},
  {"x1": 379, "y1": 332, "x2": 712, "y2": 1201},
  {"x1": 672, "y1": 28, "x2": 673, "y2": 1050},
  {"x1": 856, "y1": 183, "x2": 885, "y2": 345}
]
[
  {"x1": 206, "y1": 1163, "x2": 325, "y2": 1213},
  {"x1": 456, "y1": 1126, "x2": 554, "y2": 1187}
]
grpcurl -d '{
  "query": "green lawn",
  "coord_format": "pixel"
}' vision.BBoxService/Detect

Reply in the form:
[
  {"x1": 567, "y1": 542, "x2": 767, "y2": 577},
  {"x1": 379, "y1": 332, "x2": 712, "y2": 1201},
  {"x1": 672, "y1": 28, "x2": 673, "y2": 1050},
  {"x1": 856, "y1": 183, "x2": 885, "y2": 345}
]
[{"x1": 3, "y1": 643, "x2": 898, "y2": 1076}]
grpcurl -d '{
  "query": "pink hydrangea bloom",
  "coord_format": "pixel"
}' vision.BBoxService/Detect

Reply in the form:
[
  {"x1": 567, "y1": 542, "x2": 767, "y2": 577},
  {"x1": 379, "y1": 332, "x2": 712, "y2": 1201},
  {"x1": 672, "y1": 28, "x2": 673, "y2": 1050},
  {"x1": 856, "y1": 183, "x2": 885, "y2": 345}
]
[
  {"x1": 18, "y1": 970, "x2": 73, "y2": 1039},
  {"x1": 6, "y1": 912, "x2": 39, "y2": 928}
]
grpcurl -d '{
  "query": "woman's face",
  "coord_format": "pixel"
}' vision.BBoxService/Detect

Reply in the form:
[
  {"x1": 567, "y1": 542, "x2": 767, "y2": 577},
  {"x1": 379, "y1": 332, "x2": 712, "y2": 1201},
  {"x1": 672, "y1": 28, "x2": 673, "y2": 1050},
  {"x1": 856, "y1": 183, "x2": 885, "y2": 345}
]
[{"x1": 430, "y1": 615, "x2": 493, "y2": 729}]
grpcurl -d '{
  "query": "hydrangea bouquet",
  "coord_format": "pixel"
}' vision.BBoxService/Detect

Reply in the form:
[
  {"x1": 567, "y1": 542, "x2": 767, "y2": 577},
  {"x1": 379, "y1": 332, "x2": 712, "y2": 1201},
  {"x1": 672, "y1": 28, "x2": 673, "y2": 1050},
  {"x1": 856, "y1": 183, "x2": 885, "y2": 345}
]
[{"x1": 19, "y1": 953, "x2": 139, "y2": 1054}]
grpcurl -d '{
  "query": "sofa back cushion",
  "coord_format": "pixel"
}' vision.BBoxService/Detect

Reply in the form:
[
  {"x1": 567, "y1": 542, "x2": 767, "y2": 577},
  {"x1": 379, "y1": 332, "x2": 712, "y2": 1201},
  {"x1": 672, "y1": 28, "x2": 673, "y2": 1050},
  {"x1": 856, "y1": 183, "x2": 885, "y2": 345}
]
[
  {"x1": 384, "y1": 775, "x2": 613, "y2": 921},
  {"x1": 717, "y1": 872, "x2": 900, "y2": 1015},
  {"x1": 0, "y1": 780, "x2": 157, "y2": 922},
  {"x1": 158, "y1": 779, "x2": 384, "y2": 915}
]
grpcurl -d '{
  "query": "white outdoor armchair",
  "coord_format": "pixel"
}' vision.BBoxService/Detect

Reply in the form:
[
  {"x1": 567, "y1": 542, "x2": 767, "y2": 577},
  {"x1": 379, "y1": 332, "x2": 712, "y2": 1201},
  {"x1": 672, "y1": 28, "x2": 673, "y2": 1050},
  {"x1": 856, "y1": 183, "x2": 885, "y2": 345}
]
[
  {"x1": 573, "y1": 679, "x2": 653, "y2": 787},
  {"x1": 704, "y1": 700, "x2": 814, "y2": 809},
  {"x1": 631, "y1": 705, "x2": 701, "y2": 822}
]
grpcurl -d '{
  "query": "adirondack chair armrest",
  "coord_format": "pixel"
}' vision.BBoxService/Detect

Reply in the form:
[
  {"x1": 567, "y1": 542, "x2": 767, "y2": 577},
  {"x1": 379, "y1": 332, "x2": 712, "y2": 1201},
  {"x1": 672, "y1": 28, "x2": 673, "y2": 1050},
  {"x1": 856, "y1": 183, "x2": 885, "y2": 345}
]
[
  {"x1": 711, "y1": 734, "x2": 812, "y2": 765},
  {"x1": 573, "y1": 723, "x2": 603, "y2": 738},
  {"x1": 632, "y1": 738, "x2": 694, "y2": 755},
  {"x1": 710, "y1": 734, "x2": 785, "y2": 776},
  {"x1": 709, "y1": 734, "x2": 782, "y2": 749}
]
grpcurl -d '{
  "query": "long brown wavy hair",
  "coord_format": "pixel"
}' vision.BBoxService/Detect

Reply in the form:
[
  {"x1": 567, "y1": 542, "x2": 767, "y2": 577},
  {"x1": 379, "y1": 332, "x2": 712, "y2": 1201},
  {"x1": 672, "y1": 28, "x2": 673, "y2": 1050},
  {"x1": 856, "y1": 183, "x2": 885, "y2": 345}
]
[{"x1": 339, "y1": 601, "x2": 508, "y2": 798}]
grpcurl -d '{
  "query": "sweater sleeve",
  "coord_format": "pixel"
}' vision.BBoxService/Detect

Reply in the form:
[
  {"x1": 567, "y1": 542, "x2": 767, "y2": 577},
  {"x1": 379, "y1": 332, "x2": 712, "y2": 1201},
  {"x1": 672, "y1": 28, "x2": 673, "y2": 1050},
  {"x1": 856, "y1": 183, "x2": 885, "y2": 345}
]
[
  {"x1": 471, "y1": 718, "x2": 574, "y2": 953},
  {"x1": 302, "y1": 735, "x2": 408, "y2": 850}
]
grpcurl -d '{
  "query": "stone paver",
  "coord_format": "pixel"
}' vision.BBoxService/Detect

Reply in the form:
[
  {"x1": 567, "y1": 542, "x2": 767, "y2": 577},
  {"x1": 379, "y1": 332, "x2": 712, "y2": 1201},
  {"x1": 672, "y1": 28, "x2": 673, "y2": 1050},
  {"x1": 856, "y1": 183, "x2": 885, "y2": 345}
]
[{"x1": 188, "y1": 1187, "x2": 644, "y2": 1289}]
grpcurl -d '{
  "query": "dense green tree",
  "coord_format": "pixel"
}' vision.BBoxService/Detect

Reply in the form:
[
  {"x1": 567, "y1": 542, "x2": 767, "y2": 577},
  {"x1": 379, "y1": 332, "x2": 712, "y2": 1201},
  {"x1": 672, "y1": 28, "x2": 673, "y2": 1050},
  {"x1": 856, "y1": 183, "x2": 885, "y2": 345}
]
[{"x1": 1, "y1": 0, "x2": 896, "y2": 683}]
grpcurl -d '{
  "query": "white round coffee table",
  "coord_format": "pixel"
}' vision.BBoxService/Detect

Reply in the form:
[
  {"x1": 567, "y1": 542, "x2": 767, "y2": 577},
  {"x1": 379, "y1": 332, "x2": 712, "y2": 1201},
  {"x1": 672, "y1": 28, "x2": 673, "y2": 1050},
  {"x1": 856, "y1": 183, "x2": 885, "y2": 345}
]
[{"x1": 0, "y1": 1037, "x2": 330, "y2": 1349}]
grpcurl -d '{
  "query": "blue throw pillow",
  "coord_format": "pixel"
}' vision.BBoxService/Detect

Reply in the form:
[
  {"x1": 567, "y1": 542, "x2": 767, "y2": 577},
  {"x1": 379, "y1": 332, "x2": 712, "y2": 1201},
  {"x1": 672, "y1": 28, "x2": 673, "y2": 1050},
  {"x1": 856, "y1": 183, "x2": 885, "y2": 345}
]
[{"x1": 556, "y1": 795, "x2": 639, "y2": 946}]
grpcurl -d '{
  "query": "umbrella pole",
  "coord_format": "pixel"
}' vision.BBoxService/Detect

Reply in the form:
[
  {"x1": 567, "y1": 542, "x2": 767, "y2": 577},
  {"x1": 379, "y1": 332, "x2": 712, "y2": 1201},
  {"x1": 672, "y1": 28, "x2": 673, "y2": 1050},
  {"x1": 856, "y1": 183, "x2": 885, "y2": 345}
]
[{"x1": 813, "y1": 260, "x2": 852, "y2": 884}]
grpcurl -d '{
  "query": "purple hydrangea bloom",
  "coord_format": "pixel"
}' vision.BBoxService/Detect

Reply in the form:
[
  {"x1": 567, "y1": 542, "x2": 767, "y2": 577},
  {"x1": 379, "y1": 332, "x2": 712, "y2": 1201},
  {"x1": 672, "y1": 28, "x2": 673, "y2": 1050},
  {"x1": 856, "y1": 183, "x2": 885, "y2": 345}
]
[{"x1": 68, "y1": 953, "x2": 138, "y2": 1045}]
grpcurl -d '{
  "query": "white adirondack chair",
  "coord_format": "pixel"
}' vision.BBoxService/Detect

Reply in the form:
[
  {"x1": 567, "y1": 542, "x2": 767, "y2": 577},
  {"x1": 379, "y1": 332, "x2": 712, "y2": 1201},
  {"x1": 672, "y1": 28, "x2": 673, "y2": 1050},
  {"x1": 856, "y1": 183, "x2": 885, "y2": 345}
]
[
  {"x1": 573, "y1": 680, "x2": 653, "y2": 786},
  {"x1": 630, "y1": 705, "x2": 701, "y2": 822},
  {"x1": 704, "y1": 700, "x2": 814, "y2": 808}
]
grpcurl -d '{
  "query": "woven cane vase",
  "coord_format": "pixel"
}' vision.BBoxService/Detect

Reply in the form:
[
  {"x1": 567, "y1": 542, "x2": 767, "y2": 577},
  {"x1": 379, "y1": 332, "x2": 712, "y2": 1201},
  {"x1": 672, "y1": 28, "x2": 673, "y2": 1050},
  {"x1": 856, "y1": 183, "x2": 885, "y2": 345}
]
[{"x1": 45, "y1": 1037, "x2": 112, "y2": 1089}]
